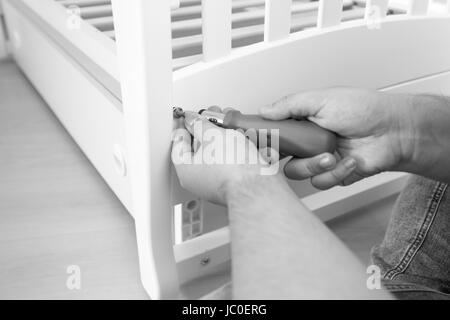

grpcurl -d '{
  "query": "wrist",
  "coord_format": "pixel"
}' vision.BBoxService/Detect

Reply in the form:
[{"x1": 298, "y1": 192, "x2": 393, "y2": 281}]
[
  {"x1": 385, "y1": 93, "x2": 418, "y2": 172},
  {"x1": 222, "y1": 173, "x2": 290, "y2": 209},
  {"x1": 391, "y1": 94, "x2": 449, "y2": 175}
]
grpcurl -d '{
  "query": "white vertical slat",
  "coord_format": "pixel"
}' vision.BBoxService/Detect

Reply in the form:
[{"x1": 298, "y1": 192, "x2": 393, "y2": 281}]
[
  {"x1": 170, "y1": 0, "x2": 180, "y2": 10},
  {"x1": 408, "y1": 0, "x2": 430, "y2": 16},
  {"x1": 202, "y1": 0, "x2": 232, "y2": 61},
  {"x1": 364, "y1": 0, "x2": 389, "y2": 20},
  {"x1": 264, "y1": 0, "x2": 292, "y2": 42},
  {"x1": 317, "y1": 0, "x2": 344, "y2": 28},
  {"x1": 0, "y1": 0, "x2": 8, "y2": 59},
  {"x1": 0, "y1": 21, "x2": 7, "y2": 59},
  {"x1": 111, "y1": 0, "x2": 179, "y2": 299},
  {"x1": 448, "y1": 0, "x2": 450, "y2": 14}
]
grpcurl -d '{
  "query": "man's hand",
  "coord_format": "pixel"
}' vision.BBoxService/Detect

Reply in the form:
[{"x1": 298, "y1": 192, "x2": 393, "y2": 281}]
[
  {"x1": 260, "y1": 87, "x2": 415, "y2": 189},
  {"x1": 171, "y1": 101, "x2": 397, "y2": 300},
  {"x1": 172, "y1": 107, "x2": 279, "y2": 205}
]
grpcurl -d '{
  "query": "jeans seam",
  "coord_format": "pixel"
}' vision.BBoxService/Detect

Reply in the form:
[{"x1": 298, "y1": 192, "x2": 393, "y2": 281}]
[
  {"x1": 382, "y1": 281, "x2": 450, "y2": 296},
  {"x1": 383, "y1": 182, "x2": 448, "y2": 280},
  {"x1": 388, "y1": 288, "x2": 450, "y2": 298}
]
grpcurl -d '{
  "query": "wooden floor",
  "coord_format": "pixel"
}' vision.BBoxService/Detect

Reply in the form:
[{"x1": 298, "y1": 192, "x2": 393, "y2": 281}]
[{"x1": 0, "y1": 58, "x2": 397, "y2": 299}]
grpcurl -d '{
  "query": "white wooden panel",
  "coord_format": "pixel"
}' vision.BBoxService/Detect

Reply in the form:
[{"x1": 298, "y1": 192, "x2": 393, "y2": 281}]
[
  {"x1": 171, "y1": 0, "x2": 180, "y2": 10},
  {"x1": 408, "y1": 0, "x2": 430, "y2": 15},
  {"x1": 317, "y1": 0, "x2": 343, "y2": 28},
  {"x1": 175, "y1": 227, "x2": 231, "y2": 284},
  {"x1": 304, "y1": 173, "x2": 408, "y2": 221},
  {"x1": 0, "y1": 0, "x2": 7, "y2": 59},
  {"x1": 264, "y1": 0, "x2": 292, "y2": 42},
  {"x1": 0, "y1": 19, "x2": 7, "y2": 59},
  {"x1": 2, "y1": 1, "x2": 132, "y2": 211},
  {"x1": 7, "y1": 0, "x2": 120, "y2": 101},
  {"x1": 202, "y1": 0, "x2": 231, "y2": 61},
  {"x1": 111, "y1": 0, "x2": 178, "y2": 300},
  {"x1": 20, "y1": 0, "x2": 118, "y2": 81},
  {"x1": 364, "y1": 0, "x2": 389, "y2": 20}
]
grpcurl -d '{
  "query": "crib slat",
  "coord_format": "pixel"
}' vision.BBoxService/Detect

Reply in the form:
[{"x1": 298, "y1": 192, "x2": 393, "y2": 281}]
[
  {"x1": 317, "y1": 0, "x2": 343, "y2": 28},
  {"x1": 264, "y1": 0, "x2": 292, "y2": 42},
  {"x1": 172, "y1": 7, "x2": 366, "y2": 59},
  {"x1": 84, "y1": 1, "x2": 354, "y2": 36},
  {"x1": 171, "y1": 0, "x2": 181, "y2": 10},
  {"x1": 408, "y1": 0, "x2": 429, "y2": 16},
  {"x1": 0, "y1": 7, "x2": 6, "y2": 60},
  {"x1": 173, "y1": 0, "x2": 264, "y2": 21},
  {"x1": 202, "y1": 0, "x2": 232, "y2": 61},
  {"x1": 79, "y1": 5, "x2": 112, "y2": 19},
  {"x1": 59, "y1": 0, "x2": 110, "y2": 7},
  {"x1": 364, "y1": 0, "x2": 388, "y2": 20},
  {"x1": 172, "y1": 1, "x2": 326, "y2": 37}
]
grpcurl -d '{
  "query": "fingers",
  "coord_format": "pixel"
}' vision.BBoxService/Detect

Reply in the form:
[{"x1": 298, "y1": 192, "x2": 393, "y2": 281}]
[
  {"x1": 171, "y1": 128, "x2": 193, "y2": 165},
  {"x1": 284, "y1": 153, "x2": 337, "y2": 180},
  {"x1": 259, "y1": 147, "x2": 280, "y2": 165},
  {"x1": 184, "y1": 111, "x2": 220, "y2": 138},
  {"x1": 223, "y1": 107, "x2": 236, "y2": 114},
  {"x1": 259, "y1": 91, "x2": 325, "y2": 121},
  {"x1": 174, "y1": 116, "x2": 186, "y2": 130},
  {"x1": 207, "y1": 105, "x2": 222, "y2": 113},
  {"x1": 184, "y1": 112, "x2": 201, "y2": 135},
  {"x1": 311, "y1": 157, "x2": 358, "y2": 190}
]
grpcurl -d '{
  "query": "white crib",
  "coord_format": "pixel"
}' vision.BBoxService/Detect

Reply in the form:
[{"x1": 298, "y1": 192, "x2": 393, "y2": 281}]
[{"x1": 1, "y1": 0, "x2": 450, "y2": 299}]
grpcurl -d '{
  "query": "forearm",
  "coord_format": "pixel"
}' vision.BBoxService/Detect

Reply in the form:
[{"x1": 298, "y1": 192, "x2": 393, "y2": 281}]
[
  {"x1": 397, "y1": 94, "x2": 450, "y2": 183},
  {"x1": 225, "y1": 174, "x2": 392, "y2": 299}
]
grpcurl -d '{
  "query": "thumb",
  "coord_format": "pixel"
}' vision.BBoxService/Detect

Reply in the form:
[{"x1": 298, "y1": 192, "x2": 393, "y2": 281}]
[
  {"x1": 259, "y1": 147, "x2": 280, "y2": 165},
  {"x1": 259, "y1": 91, "x2": 324, "y2": 120}
]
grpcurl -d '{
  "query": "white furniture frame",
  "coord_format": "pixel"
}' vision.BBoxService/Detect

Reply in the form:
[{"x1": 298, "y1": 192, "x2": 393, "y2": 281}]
[
  {"x1": 0, "y1": 0, "x2": 8, "y2": 59},
  {"x1": 2, "y1": 0, "x2": 450, "y2": 299}
]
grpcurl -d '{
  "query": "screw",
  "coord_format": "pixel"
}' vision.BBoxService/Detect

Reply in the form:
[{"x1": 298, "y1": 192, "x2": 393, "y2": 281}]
[
  {"x1": 173, "y1": 107, "x2": 185, "y2": 118},
  {"x1": 200, "y1": 257, "x2": 210, "y2": 266}
]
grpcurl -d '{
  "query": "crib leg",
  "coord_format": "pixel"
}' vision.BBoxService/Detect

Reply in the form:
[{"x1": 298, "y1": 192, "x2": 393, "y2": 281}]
[
  {"x1": 0, "y1": 0, "x2": 9, "y2": 59},
  {"x1": 111, "y1": 0, "x2": 178, "y2": 299}
]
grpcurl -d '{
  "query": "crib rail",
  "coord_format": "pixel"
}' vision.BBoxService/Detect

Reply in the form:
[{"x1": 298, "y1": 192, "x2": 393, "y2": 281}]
[
  {"x1": 0, "y1": 1, "x2": 7, "y2": 59},
  {"x1": 54, "y1": 0, "x2": 408, "y2": 70},
  {"x1": 49, "y1": 0, "x2": 450, "y2": 74}
]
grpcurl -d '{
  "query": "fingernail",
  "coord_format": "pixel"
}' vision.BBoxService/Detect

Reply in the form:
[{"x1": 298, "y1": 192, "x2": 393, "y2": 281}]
[
  {"x1": 319, "y1": 155, "x2": 334, "y2": 168},
  {"x1": 344, "y1": 158, "x2": 357, "y2": 170}
]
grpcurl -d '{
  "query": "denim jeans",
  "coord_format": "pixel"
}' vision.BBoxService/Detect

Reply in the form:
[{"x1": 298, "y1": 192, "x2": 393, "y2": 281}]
[{"x1": 371, "y1": 175, "x2": 450, "y2": 300}]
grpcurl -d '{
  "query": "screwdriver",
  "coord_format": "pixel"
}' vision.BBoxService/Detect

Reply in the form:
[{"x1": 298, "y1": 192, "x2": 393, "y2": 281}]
[{"x1": 173, "y1": 107, "x2": 336, "y2": 159}]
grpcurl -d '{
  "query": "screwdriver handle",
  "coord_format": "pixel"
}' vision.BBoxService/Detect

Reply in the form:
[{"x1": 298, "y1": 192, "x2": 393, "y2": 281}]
[{"x1": 223, "y1": 111, "x2": 336, "y2": 158}]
